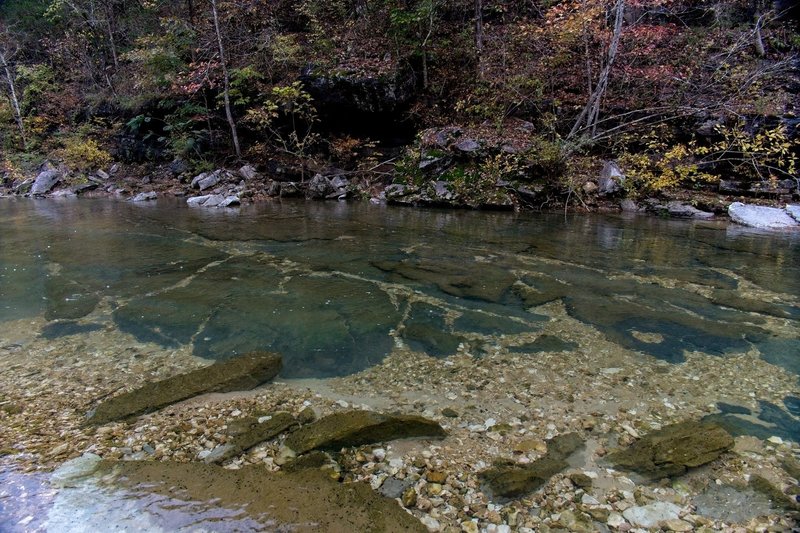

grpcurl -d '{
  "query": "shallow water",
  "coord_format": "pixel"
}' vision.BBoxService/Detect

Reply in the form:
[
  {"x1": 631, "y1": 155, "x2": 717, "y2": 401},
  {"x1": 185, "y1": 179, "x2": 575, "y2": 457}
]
[
  {"x1": 2, "y1": 198, "x2": 798, "y2": 375},
  {"x1": 2, "y1": 197, "x2": 800, "y2": 529}
]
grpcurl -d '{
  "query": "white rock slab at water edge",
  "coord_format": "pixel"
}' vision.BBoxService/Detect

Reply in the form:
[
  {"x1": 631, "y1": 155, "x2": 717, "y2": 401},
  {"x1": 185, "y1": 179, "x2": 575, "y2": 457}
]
[
  {"x1": 728, "y1": 202, "x2": 800, "y2": 229},
  {"x1": 786, "y1": 204, "x2": 800, "y2": 222}
]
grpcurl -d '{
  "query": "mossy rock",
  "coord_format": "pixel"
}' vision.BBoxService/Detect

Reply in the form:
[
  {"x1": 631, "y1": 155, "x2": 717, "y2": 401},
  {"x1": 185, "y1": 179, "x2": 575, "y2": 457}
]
[
  {"x1": 88, "y1": 352, "x2": 282, "y2": 425},
  {"x1": 479, "y1": 432, "x2": 584, "y2": 499},
  {"x1": 283, "y1": 410, "x2": 446, "y2": 455},
  {"x1": 608, "y1": 420, "x2": 733, "y2": 479},
  {"x1": 480, "y1": 456, "x2": 568, "y2": 499}
]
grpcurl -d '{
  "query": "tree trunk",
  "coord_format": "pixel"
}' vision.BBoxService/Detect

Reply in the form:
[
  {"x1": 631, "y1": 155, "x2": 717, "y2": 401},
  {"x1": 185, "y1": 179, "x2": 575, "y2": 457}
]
[
  {"x1": 210, "y1": 0, "x2": 241, "y2": 158},
  {"x1": 568, "y1": 0, "x2": 625, "y2": 140},
  {"x1": 0, "y1": 50, "x2": 26, "y2": 149},
  {"x1": 475, "y1": 0, "x2": 484, "y2": 76},
  {"x1": 753, "y1": 13, "x2": 766, "y2": 57}
]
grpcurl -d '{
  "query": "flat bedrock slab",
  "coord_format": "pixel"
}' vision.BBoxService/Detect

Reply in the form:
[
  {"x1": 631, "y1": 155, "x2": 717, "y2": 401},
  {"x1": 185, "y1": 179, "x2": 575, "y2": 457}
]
[
  {"x1": 283, "y1": 410, "x2": 446, "y2": 455},
  {"x1": 87, "y1": 352, "x2": 282, "y2": 425},
  {"x1": 728, "y1": 202, "x2": 799, "y2": 229},
  {"x1": 608, "y1": 420, "x2": 733, "y2": 478}
]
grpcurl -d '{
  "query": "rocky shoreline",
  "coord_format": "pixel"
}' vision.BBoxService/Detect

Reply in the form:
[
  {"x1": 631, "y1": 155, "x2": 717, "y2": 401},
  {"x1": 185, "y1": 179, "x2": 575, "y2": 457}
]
[{"x1": 3, "y1": 158, "x2": 800, "y2": 231}]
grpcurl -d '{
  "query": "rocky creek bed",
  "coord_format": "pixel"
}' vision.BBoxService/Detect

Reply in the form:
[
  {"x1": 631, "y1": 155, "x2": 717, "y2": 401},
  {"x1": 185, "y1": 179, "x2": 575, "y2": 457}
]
[
  {"x1": 1, "y1": 199, "x2": 799, "y2": 531},
  {"x1": 1, "y1": 299, "x2": 799, "y2": 532}
]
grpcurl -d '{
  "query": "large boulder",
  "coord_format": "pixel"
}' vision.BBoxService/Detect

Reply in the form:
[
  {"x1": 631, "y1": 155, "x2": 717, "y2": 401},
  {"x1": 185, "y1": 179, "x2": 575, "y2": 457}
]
[
  {"x1": 306, "y1": 174, "x2": 334, "y2": 199},
  {"x1": 598, "y1": 161, "x2": 624, "y2": 195},
  {"x1": 654, "y1": 201, "x2": 714, "y2": 219},
  {"x1": 191, "y1": 170, "x2": 222, "y2": 191},
  {"x1": 283, "y1": 410, "x2": 446, "y2": 455},
  {"x1": 30, "y1": 170, "x2": 61, "y2": 195},
  {"x1": 87, "y1": 352, "x2": 282, "y2": 424},
  {"x1": 608, "y1": 420, "x2": 733, "y2": 478},
  {"x1": 728, "y1": 202, "x2": 800, "y2": 229}
]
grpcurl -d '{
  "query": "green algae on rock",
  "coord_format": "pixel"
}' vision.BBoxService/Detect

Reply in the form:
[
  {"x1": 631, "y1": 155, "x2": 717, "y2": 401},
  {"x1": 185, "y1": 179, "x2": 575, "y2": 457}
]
[
  {"x1": 283, "y1": 410, "x2": 446, "y2": 455},
  {"x1": 608, "y1": 420, "x2": 734, "y2": 478},
  {"x1": 107, "y1": 460, "x2": 427, "y2": 532},
  {"x1": 87, "y1": 352, "x2": 282, "y2": 425}
]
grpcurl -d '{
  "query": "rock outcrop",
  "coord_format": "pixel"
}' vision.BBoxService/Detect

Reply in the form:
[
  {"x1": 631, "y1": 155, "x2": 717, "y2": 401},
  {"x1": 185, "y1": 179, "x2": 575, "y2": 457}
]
[{"x1": 283, "y1": 410, "x2": 446, "y2": 455}]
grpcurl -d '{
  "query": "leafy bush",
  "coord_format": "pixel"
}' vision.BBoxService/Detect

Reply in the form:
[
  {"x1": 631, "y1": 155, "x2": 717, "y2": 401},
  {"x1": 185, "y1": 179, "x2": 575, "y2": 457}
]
[{"x1": 61, "y1": 138, "x2": 112, "y2": 172}]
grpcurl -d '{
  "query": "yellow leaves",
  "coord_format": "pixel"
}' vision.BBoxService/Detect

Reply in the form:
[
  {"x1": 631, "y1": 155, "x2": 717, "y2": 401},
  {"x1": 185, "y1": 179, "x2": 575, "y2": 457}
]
[
  {"x1": 619, "y1": 129, "x2": 717, "y2": 196},
  {"x1": 61, "y1": 138, "x2": 112, "y2": 173}
]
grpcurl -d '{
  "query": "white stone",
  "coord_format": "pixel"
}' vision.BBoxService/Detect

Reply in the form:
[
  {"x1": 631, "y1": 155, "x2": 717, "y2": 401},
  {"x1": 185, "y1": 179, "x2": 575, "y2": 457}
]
[
  {"x1": 370, "y1": 474, "x2": 387, "y2": 490},
  {"x1": 786, "y1": 204, "x2": 800, "y2": 222},
  {"x1": 336, "y1": 400, "x2": 349, "y2": 408},
  {"x1": 622, "y1": 502, "x2": 681, "y2": 529},
  {"x1": 420, "y1": 515, "x2": 440, "y2": 531},
  {"x1": 606, "y1": 512, "x2": 626, "y2": 528},
  {"x1": 372, "y1": 448, "x2": 386, "y2": 462},
  {"x1": 50, "y1": 453, "x2": 103, "y2": 488},
  {"x1": 460, "y1": 520, "x2": 479, "y2": 533},
  {"x1": 581, "y1": 494, "x2": 600, "y2": 505},
  {"x1": 767, "y1": 436, "x2": 784, "y2": 445},
  {"x1": 484, "y1": 418, "x2": 497, "y2": 429},
  {"x1": 728, "y1": 202, "x2": 799, "y2": 229},
  {"x1": 187, "y1": 195, "x2": 211, "y2": 207}
]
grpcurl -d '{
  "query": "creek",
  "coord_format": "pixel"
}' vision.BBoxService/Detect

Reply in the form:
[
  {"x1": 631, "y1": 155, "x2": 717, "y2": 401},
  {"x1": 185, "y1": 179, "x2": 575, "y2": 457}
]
[{"x1": 1, "y1": 197, "x2": 798, "y2": 530}]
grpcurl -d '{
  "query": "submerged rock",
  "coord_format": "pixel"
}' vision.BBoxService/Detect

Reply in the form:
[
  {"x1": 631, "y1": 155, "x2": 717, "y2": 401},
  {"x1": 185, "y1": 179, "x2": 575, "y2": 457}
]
[
  {"x1": 728, "y1": 202, "x2": 799, "y2": 229},
  {"x1": 608, "y1": 420, "x2": 733, "y2": 478},
  {"x1": 479, "y1": 433, "x2": 584, "y2": 499},
  {"x1": 110, "y1": 460, "x2": 426, "y2": 532},
  {"x1": 509, "y1": 334, "x2": 577, "y2": 354},
  {"x1": 622, "y1": 501, "x2": 681, "y2": 528},
  {"x1": 87, "y1": 352, "x2": 282, "y2": 424},
  {"x1": 204, "y1": 411, "x2": 298, "y2": 464},
  {"x1": 283, "y1": 410, "x2": 446, "y2": 455}
]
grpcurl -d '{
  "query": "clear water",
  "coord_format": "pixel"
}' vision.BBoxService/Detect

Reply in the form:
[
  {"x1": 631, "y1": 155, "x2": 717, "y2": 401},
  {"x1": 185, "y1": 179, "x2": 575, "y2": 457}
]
[
  {"x1": 2, "y1": 197, "x2": 800, "y2": 529},
  {"x1": 1, "y1": 197, "x2": 799, "y2": 431}
]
